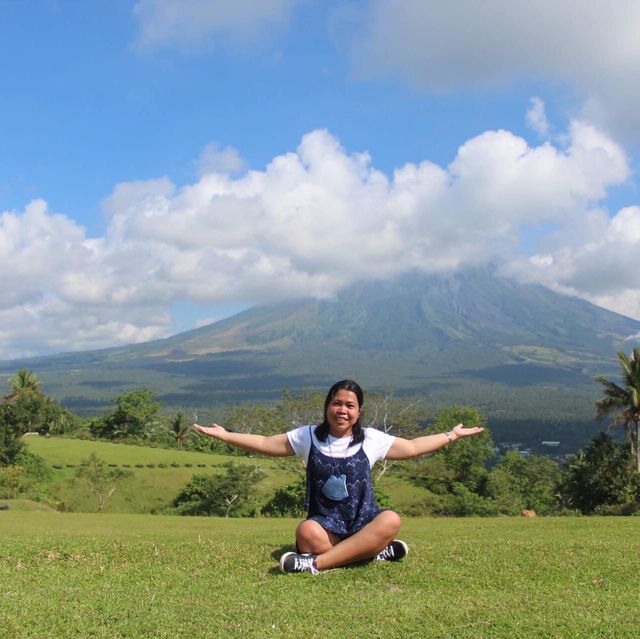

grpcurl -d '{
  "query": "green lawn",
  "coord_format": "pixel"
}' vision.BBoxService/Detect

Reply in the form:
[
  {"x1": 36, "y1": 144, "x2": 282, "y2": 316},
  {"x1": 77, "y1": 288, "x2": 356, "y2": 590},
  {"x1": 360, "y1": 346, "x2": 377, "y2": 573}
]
[{"x1": 1, "y1": 512, "x2": 638, "y2": 638}]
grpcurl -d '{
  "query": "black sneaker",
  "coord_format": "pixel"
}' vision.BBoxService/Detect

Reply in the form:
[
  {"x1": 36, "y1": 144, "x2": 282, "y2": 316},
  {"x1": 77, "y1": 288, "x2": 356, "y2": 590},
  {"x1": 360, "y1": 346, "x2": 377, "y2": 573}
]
[
  {"x1": 374, "y1": 539, "x2": 408, "y2": 562},
  {"x1": 279, "y1": 552, "x2": 319, "y2": 575}
]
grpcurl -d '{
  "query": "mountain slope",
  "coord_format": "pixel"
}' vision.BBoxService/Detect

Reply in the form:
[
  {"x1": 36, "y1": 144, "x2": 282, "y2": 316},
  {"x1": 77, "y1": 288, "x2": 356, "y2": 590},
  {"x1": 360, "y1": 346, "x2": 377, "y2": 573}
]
[{"x1": 1, "y1": 269, "x2": 638, "y2": 429}]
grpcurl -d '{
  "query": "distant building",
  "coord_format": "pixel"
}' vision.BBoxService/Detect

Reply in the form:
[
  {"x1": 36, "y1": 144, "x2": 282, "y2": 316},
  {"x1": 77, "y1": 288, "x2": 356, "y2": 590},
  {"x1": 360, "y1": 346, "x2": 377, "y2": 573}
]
[{"x1": 541, "y1": 441, "x2": 560, "y2": 447}]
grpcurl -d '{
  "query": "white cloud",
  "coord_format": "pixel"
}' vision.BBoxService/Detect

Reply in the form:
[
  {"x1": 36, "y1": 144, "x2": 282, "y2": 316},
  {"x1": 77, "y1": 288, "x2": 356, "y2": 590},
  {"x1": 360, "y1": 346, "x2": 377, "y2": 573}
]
[
  {"x1": 503, "y1": 205, "x2": 640, "y2": 319},
  {"x1": 196, "y1": 142, "x2": 246, "y2": 177},
  {"x1": 1, "y1": 118, "x2": 638, "y2": 360},
  {"x1": 339, "y1": 0, "x2": 640, "y2": 141},
  {"x1": 133, "y1": 0, "x2": 304, "y2": 52},
  {"x1": 526, "y1": 97, "x2": 550, "y2": 140}
]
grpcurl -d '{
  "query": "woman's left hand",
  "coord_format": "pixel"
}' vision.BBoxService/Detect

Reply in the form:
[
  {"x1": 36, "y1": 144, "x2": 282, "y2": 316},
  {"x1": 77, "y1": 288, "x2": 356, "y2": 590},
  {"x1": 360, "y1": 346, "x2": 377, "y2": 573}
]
[{"x1": 451, "y1": 423, "x2": 485, "y2": 439}]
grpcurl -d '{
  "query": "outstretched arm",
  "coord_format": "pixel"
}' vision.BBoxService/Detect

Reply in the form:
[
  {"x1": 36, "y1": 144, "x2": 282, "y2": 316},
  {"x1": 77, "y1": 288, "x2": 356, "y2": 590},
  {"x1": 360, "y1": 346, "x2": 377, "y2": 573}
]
[
  {"x1": 193, "y1": 423, "x2": 295, "y2": 457},
  {"x1": 385, "y1": 423, "x2": 485, "y2": 460}
]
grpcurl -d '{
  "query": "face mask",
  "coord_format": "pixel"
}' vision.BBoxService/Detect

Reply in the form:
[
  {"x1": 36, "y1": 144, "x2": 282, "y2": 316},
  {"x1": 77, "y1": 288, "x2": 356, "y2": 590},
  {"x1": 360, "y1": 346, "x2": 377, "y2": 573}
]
[{"x1": 322, "y1": 474, "x2": 348, "y2": 501}]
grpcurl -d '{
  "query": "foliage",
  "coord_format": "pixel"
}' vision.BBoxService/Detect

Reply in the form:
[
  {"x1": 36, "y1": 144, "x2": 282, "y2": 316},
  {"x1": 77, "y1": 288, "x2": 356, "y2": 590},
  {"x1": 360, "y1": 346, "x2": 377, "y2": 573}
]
[
  {"x1": 71, "y1": 453, "x2": 134, "y2": 512},
  {"x1": 0, "y1": 465, "x2": 26, "y2": 498},
  {"x1": 7, "y1": 368, "x2": 43, "y2": 399},
  {"x1": 558, "y1": 432, "x2": 640, "y2": 515},
  {"x1": 398, "y1": 407, "x2": 495, "y2": 516},
  {"x1": 372, "y1": 481, "x2": 394, "y2": 510},
  {"x1": 595, "y1": 347, "x2": 640, "y2": 472},
  {"x1": 172, "y1": 462, "x2": 265, "y2": 517},
  {"x1": 485, "y1": 450, "x2": 563, "y2": 515},
  {"x1": 168, "y1": 412, "x2": 195, "y2": 448},
  {"x1": 260, "y1": 477, "x2": 306, "y2": 517},
  {"x1": 90, "y1": 389, "x2": 163, "y2": 440},
  {"x1": 430, "y1": 406, "x2": 494, "y2": 491},
  {"x1": 14, "y1": 450, "x2": 53, "y2": 483},
  {"x1": 1, "y1": 369, "x2": 79, "y2": 466},
  {"x1": 0, "y1": 402, "x2": 26, "y2": 465},
  {"x1": 0, "y1": 451, "x2": 51, "y2": 501},
  {"x1": 38, "y1": 399, "x2": 81, "y2": 435},
  {"x1": 275, "y1": 389, "x2": 325, "y2": 429}
]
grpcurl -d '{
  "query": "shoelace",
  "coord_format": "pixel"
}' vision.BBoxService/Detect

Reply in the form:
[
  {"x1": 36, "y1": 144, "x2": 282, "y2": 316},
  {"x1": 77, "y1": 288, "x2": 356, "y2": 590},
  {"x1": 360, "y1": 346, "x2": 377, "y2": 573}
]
[
  {"x1": 295, "y1": 556, "x2": 319, "y2": 575},
  {"x1": 376, "y1": 545, "x2": 394, "y2": 561}
]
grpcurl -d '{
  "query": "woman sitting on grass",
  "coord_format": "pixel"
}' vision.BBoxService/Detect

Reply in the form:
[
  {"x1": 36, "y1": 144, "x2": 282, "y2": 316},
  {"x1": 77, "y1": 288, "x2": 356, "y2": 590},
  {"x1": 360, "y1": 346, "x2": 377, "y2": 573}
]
[{"x1": 194, "y1": 379, "x2": 484, "y2": 575}]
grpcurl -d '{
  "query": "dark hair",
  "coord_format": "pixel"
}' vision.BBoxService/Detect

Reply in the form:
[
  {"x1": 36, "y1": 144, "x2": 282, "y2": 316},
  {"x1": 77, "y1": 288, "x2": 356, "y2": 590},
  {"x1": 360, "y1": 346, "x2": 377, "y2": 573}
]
[{"x1": 314, "y1": 379, "x2": 365, "y2": 445}]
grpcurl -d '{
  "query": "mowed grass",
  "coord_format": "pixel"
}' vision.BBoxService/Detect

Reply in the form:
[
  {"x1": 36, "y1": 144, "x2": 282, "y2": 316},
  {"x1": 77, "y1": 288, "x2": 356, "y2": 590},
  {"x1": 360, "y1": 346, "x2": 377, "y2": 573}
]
[{"x1": 1, "y1": 513, "x2": 639, "y2": 638}]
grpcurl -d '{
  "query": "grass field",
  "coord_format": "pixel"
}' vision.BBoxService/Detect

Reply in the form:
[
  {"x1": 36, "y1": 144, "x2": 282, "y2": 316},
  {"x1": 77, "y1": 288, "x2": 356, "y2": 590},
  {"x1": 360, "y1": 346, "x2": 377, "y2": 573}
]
[{"x1": 1, "y1": 512, "x2": 638, "y2": 638}]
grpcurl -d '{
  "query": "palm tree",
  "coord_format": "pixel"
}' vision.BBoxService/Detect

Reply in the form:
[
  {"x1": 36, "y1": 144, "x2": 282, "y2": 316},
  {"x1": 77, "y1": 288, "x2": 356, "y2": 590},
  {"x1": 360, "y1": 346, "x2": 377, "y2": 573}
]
[
  {"x1": 170, "y1": 412, "x2": 193, "y2": 448},
  {"x1": 7, "y1": 369, "x2": 43, "y2": 401},
  {"x1": 595, "y1": 348, "x2": 640, "y2": 473}
]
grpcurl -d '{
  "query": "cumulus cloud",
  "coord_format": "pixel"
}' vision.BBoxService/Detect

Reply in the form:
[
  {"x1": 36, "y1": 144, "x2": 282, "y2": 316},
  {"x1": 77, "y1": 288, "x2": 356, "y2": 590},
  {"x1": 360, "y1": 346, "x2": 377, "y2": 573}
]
[
  {"x1": 0, "y1": 200, "x2": 172, "y2": 359},
  {"x1": 503, "y1": 205, "x2": 640, "y2": 319},
  {"x1": 133, "y1": 0, "x2": 304, "y2": 52},
  {"x1": 1, "y1": 118, "x2": 638, "y2": 359},
  {"x1": 339, "y1": 0, "x2": 640, "y2": 141}
]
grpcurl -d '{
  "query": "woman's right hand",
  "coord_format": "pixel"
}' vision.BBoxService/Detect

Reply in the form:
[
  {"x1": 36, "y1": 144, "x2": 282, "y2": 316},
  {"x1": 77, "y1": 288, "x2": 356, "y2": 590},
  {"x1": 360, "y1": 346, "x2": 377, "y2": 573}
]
[{"x1": 193, "y1": 422, "x2": 227, "y2": 439}]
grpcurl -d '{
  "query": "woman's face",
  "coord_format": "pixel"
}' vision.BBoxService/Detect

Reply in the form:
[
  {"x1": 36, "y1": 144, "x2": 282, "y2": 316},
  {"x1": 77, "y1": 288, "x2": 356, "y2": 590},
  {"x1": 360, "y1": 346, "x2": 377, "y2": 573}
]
[{"x1": 326, "y1": 389, "x2": 361, "y2": 438}]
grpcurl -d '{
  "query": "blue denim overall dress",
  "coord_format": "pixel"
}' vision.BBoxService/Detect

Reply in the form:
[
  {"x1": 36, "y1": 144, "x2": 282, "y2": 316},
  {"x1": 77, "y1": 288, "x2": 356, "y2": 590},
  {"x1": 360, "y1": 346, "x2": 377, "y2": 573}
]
[{"x1": 305, "y1": 427, "x2": 382, "y2": 536}]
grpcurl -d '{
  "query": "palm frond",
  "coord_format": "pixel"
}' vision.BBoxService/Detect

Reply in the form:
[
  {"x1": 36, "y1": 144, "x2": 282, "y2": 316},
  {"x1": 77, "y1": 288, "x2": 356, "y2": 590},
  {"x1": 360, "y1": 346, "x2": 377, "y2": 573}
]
[{"x1": 597, "y1": 348, "x2": 640, "y2": 471}]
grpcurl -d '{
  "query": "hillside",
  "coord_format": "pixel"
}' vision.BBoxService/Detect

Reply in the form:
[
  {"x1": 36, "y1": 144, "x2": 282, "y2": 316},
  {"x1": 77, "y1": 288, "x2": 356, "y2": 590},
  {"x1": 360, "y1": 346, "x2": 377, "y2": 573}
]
[{"x1": 1, "y1": 268, "x2": 638, "y2": 445}]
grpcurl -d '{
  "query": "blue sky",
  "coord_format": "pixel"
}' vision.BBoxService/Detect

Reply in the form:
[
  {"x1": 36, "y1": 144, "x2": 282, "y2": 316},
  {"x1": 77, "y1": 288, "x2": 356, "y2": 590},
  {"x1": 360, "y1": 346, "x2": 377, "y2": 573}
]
[{"x1": 2, "y1": 0, "x2": 640, "y2": 359}]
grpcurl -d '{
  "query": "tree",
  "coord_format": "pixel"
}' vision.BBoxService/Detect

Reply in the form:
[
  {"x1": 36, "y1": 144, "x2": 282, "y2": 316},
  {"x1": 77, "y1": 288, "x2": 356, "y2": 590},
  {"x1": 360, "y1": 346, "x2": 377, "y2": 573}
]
[
  {"x1": 401, "y1": 407, "x2": 494, "y2": 516},
  {"x1": 1, "y1": 369, "x2": 79, "y2": 441},
  {"x1": 365, "y1": 391, "x2": 425, "y2": 481},
  {"x1": 7, "y1": 369, "x2": 43, "y2": 400},
  {"x1": 3, "y1": 369, "x2": 46, "y2": 435},
  {"x1": 275, "y1": 390, "x2": 324, "y2": 431},
  {"x1": 430, "y1": 406, "x2": 494, "y2": 491},
  {"x1": 90, "y1": 389, "x2": 162, "y2": 440},
  {"x1": 485, "y1": 450, "x2": 562, "y2": 515},
  {"x1": 595, "y1": 347, "x2": 640, "y2": 472},
  {"x1": 38, "y1": 399, "x2": 80, "y2": 436},
  {"x1": 169, "y1": 412, "x2": 194, "y2": 448},
  {"x1": 173, "y1": 462, "x2": 265, "y2": 517},
  {"x1": 558, "y1": 432, "x2": 640, "y2": 514},
  {"x1": 1, "y1": 369, "x2": 79, "y2": 464},
  {"x1": 0, "y1": 403, "x2": 27, "y2": 465},
  {"x1": 224, "y1": 403, "x2": 285, "y2": 436},
  {"x1": 71, "y1": 453, "x2": 134, "y2": 512}
]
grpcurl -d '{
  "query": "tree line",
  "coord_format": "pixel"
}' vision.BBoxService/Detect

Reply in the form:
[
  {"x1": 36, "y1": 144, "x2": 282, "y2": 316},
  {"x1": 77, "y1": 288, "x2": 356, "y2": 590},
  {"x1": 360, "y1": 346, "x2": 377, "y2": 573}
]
[{"x1": 1, "y1": 348, "x2": 639, "y2": 516}]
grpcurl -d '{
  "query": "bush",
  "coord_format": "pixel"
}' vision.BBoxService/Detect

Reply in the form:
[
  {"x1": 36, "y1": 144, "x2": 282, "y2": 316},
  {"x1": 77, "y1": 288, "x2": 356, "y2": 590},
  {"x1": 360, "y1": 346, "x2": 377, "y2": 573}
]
[
  {"x1": 173, "y1": 462, "x2": 265, "y2": 517},
  {"x1": 0, "y1": 452, "x2": 52, "y2": 501},
  {"x1": 261, "y1": 478, "x2": 306, "y2": 517},
  {"x1": 558, "y1": 433, "x2": 640, "y2": 514}
]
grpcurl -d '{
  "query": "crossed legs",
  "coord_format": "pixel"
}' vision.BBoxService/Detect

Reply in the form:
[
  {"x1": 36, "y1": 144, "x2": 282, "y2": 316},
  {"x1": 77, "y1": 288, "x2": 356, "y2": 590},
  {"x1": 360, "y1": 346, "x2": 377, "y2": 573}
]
[{"x1": 295, "y1": 510, "x2": 402, "y2": 570}]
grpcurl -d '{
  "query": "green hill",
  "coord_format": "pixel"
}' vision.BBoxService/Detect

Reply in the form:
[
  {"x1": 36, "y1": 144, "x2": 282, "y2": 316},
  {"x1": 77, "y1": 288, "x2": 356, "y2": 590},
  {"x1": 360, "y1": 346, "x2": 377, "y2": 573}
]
[{"x1": 23, "y1": 437, "x2": 294, "y2": 514}]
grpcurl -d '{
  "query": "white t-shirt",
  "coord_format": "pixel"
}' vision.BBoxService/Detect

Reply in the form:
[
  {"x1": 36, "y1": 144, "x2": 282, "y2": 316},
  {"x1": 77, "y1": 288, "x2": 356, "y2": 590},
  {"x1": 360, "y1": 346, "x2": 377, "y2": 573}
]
[{"x1": 286, "y1": 426, "x2": 396, "y2": 469}]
